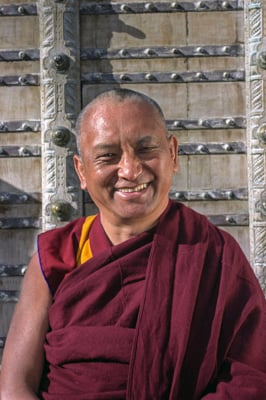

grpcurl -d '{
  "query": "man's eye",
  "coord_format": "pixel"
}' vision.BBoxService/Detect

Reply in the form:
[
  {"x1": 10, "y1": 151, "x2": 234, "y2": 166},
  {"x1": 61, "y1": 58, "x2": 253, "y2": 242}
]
[
  {"x1": 138, "y1": 146, "x2": 157, "y2": 153},
  {"x1": 104, "y1": 153, "x2": 115, "y2": 158},
  {"x1": 97, "y1": 153, "x2": 118, "y2": 162}
]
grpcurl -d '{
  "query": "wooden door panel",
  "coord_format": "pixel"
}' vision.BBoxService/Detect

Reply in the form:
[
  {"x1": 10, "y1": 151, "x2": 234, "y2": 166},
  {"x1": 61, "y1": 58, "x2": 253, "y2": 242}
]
[
  {"x1": 1, "y1": 0, "x2": 266, "y2": 363},
  {"x1": 0, "y1": 1, "x2": 40, "y2": 359},
  {"x1": 80, "y1": 2, "x2": 249, "y2": 260},
  {"x1": 0, "y1": 16, "x2": 39, "y2": 49},
  {"x1": 188, "y1": 12, "x2": 244, "y2": 44}
]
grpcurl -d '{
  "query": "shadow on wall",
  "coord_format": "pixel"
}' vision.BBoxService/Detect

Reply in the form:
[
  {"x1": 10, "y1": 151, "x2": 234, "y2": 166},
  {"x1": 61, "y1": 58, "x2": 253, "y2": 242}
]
[
  {"x1": 81, "y1": 3, "x2": 146, "y2": 102},
  {"x1": 0, "y1": 179, "x2": 41, "y2": 203}
]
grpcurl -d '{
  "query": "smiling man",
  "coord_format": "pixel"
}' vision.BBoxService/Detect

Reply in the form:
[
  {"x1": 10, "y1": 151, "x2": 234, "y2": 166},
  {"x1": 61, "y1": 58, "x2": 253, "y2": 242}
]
[
  {"x1": 73, "y1": 90, "x2": 178, "y2": 244},
  {"x1": 1, "y1": 89, "x2": 266, "y2": 400}
]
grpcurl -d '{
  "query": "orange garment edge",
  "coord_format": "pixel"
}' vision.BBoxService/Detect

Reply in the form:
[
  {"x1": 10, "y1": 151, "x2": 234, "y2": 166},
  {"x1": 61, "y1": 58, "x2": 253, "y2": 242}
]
[{"x1": 75, "y1": 215, "x2": 97, "y2": 266}]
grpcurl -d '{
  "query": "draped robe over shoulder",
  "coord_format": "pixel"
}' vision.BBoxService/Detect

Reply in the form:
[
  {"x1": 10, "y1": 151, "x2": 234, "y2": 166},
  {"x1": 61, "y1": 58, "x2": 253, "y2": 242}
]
[{"x1": 38, "y1": 201, "x2": 266, "y2": 399}]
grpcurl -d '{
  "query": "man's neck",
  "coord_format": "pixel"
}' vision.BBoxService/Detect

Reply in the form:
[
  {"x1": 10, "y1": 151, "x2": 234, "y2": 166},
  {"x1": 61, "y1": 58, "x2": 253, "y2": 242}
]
[{"x1": 100, "y1": 216, "x2": 158, "y2": 245}]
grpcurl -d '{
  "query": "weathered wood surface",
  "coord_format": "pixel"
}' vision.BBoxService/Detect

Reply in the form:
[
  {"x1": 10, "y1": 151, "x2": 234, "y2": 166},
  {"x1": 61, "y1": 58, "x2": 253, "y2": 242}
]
[
  {"x1": 1, "y1": 0, "x2": 266, "y2": 362},
  {"x1": 0, "y1": 3, "x2": 40, "y2": 359}
]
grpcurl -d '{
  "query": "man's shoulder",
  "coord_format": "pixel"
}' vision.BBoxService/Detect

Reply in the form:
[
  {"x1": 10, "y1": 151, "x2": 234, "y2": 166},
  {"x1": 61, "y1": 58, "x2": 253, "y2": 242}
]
[
  {"x1": 37, "y1": 215, "x2": 98, "y2": 255},
  {"x1": 38, "y1": 216, "x2": 89, "y2": 239},
  {"x1": 168, "y1": 200, "x2": 225, "y2": 243}
]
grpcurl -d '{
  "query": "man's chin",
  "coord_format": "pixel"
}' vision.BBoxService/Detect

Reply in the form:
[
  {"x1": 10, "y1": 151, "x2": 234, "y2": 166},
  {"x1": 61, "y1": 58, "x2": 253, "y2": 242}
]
[{"x1": 113, "y1": 204, "x2": 151, "y2": 220}]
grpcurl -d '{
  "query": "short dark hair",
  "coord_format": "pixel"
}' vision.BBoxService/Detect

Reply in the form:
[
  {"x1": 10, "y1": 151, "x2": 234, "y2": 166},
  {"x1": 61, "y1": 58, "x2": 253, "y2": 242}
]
[{"x1": 75, "y1": 88, "x2": 168, "y2": 155}]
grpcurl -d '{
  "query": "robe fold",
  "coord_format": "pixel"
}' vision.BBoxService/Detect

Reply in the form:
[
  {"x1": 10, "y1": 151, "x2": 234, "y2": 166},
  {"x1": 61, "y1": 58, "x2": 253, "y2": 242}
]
[{"x1": 38, "y1": 201, "x2": 266, "y2": 399}]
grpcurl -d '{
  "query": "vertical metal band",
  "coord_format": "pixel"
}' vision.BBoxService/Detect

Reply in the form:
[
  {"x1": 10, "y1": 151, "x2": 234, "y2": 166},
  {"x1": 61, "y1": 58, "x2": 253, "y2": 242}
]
[
  {"x1": 38, "y1": 0, "x2": 82, "y2": 230},
  {"x1": 245, "y1": 0, "x2": 266, "y2": 292}
]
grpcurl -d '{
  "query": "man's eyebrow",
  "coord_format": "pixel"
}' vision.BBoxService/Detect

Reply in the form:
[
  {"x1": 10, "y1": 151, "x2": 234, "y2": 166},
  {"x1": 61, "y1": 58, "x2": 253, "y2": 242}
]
[
  {"x1": 136, "y1": 135, "x2": 156, "y2": 145},
  {"x1": 93, "y1": 143, "x2": 118, "y2": 152}
]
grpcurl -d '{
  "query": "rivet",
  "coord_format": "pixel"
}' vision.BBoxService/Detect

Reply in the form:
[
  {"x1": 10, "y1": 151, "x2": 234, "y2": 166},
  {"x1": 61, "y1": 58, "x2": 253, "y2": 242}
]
[
  {"x1": 256, "y1": 191, "x2": 266, "y2": 217},
  {"x1": 226, "y1": 216, "x2": 236, "y2": 224},
  {"x1": 197, "y1": 144, "x2": 208, "y2": 153},
  {"x1": 145, "y1": 3, "x2": 156, "y2": 11},
  {"x1": 18, "y1": 51, "x2": 26, "y2": 60},
  {"x1": 51, "y1": 53, "x2": 70, "y2": 72},
  {"x1": 51, "y1": 201, "x2": 72, "y2": 221},
  {"x1": 195, "y1": 72, "x2": 205, "y2": 80},
  {"x1": 205, "y1": 192, "x2": 211, "y2": 200},
  {"x1": 22, "y1": 122, "x2": 30, "y2": 131},
  {"x1": 93, "y1": 4, "x2": 101, "y2": 13},
  {"x1": 196, "y1": 47, "x2": 205, "y2": 54},
  {"x1": 18, "y1": 147, "x2": 30, "y2": 156},
  {"x1": 121, "y1": 4, "x2": 131, "y2": 12},
  {"x1": 23, "y1": 219, "x2": 30, "y2": 227},
  {"x1": 223, "y1": 71, "x2": 231, "y2": 80},
  {"x1": 222, "y1": 1, "x2": 231, "y2": 9},
  {"x1": 261, "y1": 191, "x2": 266, "y2": 211},
  {"x1": 19, "y1": 76, "x2": 27, "y2": 84},
  {"x1": 173, "y1": 120, "x2": 182, "y2": 128},
  {"x1": 171, "y1": 48, "x2": 182, "y2": 55},
  {"x1": 222, "y1": 46, "x2": 230, "y2": 54},
  {"x1": 17, "y1": 6, "x2": 25, "y2": 14},
  {"x1": 119, "y1": 74, "x2": 130, "y2": 81},
  {"x1": 176, "y1": 192, "x2": 185, "y2": 200},
  {"x1": 0, "y1": 122, "x2": 6, "y2": 130},
  {"x1": 93, "y1": 73, "x2": 102, "y2": 82},
  {"x1": 196, "y1": 1, "x2": 206, "y2": 10},
  {"x1": 21, "y1": 265, "x2": 28, "y2": 275},
  {"x1": 257, "y1": 50, "x2": 266, "y2": 70},
  {"x1": 257, "y1": 123, "x2": 266, "y2": 144},
  {"x1": 119, "y1": 49, "x2": 128, "y2": 57},
  {"x1": 171, "y1": 73, "x2": 179, "y2": 81},
  {"x1": 198, "y1": 119, "x2": 210, "y2": 128},
  {"x1": 226, "y1": 118, "x2": 235, "y2": 127},
  {"x1": 51, "y1": 127, "x2": 71, "y2": 147},
  {"x1": 226, "y1": 190, "x2": 234, "y2": 199},
  {"x1": 19, "y1": 194, "x2": 28, "y2": 202},
  {"x1": 144, "y1": 48, "x2": 155, "y2": 56},
  {"x1": 223, "y1": 143, "x2": 233, "y2": 151},
  {"x1": 94, "y1": 49, "x2": 102, "y2": 58},
  {"x1": 145, "y1": 73, "x2": 155, "y2": 81},
  {"x1": 171, "y1": 2, "x2": 181, "y2": 9}
]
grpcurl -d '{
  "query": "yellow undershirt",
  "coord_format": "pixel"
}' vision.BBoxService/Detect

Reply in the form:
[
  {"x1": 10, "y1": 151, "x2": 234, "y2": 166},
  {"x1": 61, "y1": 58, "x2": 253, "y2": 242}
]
[{"x1": 75, "y1": 215, "x2": 97, "y2": 266}]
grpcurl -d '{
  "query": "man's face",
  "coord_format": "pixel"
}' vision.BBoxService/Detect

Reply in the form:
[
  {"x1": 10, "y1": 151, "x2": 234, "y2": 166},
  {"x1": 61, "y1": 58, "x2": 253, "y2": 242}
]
[{"x1": 74, "y1": 98, "x2": 178, "y2": 227}]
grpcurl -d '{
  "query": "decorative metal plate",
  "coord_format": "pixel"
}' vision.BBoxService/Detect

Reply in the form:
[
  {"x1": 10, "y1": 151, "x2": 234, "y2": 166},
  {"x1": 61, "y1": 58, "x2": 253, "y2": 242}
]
[
  {"x1": 81, "y1": 45, "x2": 244, "y2": 60},
  {"x1": 80, "y1": 1, "x2": 244, "y2": 15},
  {"x1": 82, "y1": 70, "x2": 245, "y2": 84},
  {"x1": 0, "y1": 218, "x2": 41, "y2": 229},
  {"x1": 0, "y1": 264, "x2": 27, "y2": 277},
  {"x1": 0, "y1": 120, "x2": 40, "y2": 132},
  {"x1": 0, "y1": 146, "x2": 41, "y2": 157}
]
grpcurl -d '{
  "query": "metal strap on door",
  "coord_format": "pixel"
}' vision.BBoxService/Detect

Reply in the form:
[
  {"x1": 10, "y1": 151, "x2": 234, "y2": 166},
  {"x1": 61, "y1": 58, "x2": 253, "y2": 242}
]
[{"x1": 0, "y1": 1, "x2": 265, "y2": 293}]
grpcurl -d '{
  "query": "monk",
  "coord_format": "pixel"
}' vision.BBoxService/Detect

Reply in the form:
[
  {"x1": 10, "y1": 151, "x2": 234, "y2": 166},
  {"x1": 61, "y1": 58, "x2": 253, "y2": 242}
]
[{"x1": 1, "y1": 88, "x2": 265, "y2": 399}]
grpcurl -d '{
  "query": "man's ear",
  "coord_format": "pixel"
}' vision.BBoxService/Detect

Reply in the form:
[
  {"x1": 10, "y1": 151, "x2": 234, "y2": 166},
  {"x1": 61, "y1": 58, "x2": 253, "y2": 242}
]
[
  {"x1": 73, "y1": 155, "x2": 87, "y2": 190},
  {"x1": 169, "y1": 135, "x2": 178, "y2": 172}
]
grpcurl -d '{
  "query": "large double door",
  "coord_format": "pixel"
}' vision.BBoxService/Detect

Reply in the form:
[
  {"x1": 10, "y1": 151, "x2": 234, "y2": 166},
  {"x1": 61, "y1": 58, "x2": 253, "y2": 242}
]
[{"x1": 0, "y1": 0, "x2": 266, "y2": 359}]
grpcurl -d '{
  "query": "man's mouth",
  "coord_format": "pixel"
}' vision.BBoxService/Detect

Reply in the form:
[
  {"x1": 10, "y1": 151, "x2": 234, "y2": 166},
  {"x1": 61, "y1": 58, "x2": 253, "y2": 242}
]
[{"x1": 117, "y1": 183, "x2": 149, "y2": 193}]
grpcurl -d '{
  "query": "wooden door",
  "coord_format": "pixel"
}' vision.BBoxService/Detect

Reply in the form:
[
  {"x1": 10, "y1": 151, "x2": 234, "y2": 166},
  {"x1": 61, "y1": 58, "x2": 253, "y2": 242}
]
[{"x1": 1, "y1": 0, "x2": 265, "y2": 361}]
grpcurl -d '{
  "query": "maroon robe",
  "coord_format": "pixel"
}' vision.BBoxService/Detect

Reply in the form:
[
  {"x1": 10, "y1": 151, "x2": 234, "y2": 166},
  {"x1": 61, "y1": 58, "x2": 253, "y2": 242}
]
[{"x1": 38, "y1": 201, "x2": 266, "y2": 399}]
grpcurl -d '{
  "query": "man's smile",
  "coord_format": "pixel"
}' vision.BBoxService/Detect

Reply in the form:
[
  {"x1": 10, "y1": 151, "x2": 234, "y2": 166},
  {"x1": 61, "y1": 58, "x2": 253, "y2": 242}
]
[{"x1": 116, "y1": 183, "x2": 149, "y2": 193}]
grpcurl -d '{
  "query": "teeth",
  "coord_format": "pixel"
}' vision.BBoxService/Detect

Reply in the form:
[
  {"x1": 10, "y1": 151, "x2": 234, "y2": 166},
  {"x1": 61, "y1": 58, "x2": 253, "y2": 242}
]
[{"x1": 118, "y1": 183, "x2": 148, "y2": 193}]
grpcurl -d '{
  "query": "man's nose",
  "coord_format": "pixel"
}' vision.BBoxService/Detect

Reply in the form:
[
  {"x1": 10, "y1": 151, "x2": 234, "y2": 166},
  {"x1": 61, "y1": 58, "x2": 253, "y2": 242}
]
[{"x1": 117, "y1": 152, "x2": 142, "y2": 180}]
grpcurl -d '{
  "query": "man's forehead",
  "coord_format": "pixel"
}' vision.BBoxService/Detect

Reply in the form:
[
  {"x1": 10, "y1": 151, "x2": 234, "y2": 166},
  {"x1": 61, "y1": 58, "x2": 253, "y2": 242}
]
[
  {"x1": 83, "y1": 101, "x2": 161, "y2": 131},
  {"x1": 87, "y1": 97, "x2": 157, "y2": 118},
  {"x1": 93, "y1": 135, "x2": 157, "y2": 148}
]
